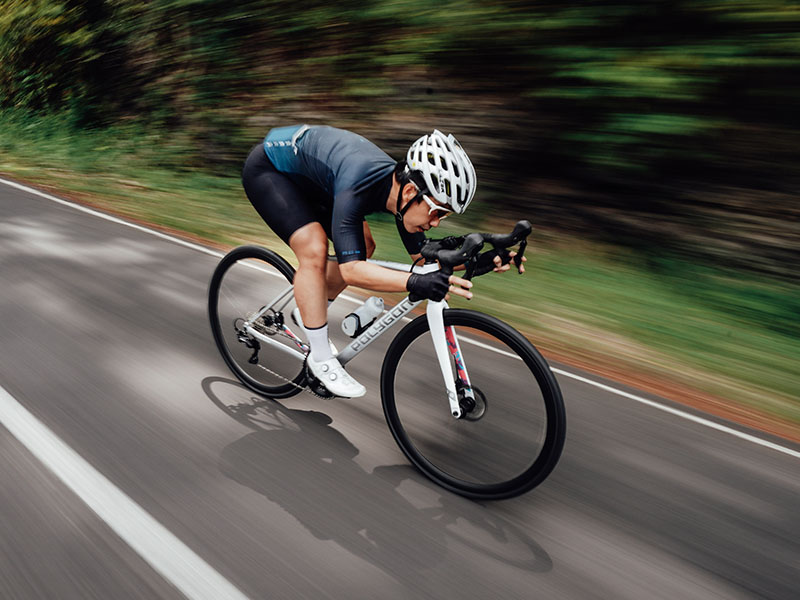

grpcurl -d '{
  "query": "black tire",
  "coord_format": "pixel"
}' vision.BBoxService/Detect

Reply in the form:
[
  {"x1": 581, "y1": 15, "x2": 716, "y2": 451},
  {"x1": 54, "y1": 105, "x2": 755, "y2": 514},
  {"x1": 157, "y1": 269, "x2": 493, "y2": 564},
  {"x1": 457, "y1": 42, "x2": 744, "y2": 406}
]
[
  {"x1": 208, "y1": 246, "x2": 306, "y2": 398},
  {"x1": 380, "y1": 309, "x2": 565, "y2": 500}
]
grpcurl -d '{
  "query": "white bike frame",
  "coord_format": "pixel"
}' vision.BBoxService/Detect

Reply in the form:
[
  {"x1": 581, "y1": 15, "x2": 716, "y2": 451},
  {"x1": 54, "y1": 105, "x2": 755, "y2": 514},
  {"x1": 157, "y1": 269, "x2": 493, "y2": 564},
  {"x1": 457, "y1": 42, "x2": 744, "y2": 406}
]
[{"x1": 241, "y1": 259, "x2": 474, "y2": 418}]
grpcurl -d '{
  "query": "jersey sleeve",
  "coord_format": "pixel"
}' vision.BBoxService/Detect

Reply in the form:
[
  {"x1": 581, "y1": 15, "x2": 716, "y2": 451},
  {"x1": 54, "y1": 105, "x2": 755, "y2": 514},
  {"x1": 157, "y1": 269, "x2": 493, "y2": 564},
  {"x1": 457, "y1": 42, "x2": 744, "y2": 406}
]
[
  {"x1": 395, "y1": 219, "x2": 426, "y2": 256},
  {"x1": 331, "y1": 190, "x2": 369, "y2": 263}
]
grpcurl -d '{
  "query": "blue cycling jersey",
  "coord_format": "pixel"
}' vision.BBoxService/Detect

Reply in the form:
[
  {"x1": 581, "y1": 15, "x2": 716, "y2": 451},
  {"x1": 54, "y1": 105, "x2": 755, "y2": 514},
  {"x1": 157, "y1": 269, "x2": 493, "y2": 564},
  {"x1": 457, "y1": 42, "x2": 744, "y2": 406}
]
[{"x1": 262, "y1": 125, "x2": 425, "y2": 263}]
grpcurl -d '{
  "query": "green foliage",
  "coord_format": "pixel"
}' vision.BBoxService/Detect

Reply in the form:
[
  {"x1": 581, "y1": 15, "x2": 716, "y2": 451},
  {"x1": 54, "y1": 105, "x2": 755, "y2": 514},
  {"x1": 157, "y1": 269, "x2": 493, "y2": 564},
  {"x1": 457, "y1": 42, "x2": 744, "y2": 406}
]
[
  {"x1": 0, "y1": 0, "x2": 799, "y2": 273},
  {"x1": 3, "y1": 1, "x2": 798, "y2": 170},
  {"x1": 0, "y1": 0, "x2": 127, "y2": 120}
]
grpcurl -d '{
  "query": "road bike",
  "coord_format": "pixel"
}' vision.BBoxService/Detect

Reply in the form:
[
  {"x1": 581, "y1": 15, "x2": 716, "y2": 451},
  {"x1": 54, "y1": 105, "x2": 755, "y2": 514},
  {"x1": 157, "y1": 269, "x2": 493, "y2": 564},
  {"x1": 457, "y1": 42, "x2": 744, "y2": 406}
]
[{"x1": 208, "y1": 221, "x2": 566, "y2": 500}]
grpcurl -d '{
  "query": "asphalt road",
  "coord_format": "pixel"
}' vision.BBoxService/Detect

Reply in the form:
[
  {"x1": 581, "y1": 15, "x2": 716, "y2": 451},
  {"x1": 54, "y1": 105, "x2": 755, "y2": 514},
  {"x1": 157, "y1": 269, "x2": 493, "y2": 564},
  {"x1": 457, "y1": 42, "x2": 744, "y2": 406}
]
[{"x1": 1, "y1": 179, "x2": 798, "y2": 600}]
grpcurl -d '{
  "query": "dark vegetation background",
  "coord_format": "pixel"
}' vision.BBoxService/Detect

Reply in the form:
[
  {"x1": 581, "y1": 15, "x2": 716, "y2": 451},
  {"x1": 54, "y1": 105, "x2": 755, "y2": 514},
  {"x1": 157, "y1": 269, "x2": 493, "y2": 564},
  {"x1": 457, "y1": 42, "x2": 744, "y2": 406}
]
[{"x1": 2, "y1": 0, "x2": 797, "y2": 277}]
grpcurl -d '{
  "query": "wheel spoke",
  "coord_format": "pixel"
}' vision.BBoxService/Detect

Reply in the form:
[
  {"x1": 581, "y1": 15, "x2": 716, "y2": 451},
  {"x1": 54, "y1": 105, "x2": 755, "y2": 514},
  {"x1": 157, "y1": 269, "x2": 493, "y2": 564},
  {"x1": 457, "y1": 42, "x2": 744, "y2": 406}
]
[{"x1": 381, "y1": 309, "x2": 565, "y2": 500}]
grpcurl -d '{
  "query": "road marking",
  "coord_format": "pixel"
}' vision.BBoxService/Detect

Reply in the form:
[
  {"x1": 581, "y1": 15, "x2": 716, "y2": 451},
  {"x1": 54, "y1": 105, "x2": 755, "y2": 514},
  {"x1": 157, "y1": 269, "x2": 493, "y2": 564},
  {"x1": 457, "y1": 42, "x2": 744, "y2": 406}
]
[
  {"x1": 456, "y1": 337, "x2": 800, "y2": 459},
  {"x1": 549, "y1": 369, "x2": 800, "y2": 460},
  {"x1": 2, "y1": 175, "x2": 798, "y2": 461},
  {"x1": 0, "y1": 384, "x2": 250, "y2": 600},
  {"x1": 0, "y1": 176, "x2": 222, "y2": 259}
]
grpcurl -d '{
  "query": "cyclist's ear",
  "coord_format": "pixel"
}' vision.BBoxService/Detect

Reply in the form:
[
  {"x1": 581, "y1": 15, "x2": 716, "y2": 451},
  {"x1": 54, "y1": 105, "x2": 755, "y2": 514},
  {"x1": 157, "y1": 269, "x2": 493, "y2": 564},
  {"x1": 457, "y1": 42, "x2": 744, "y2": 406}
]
[{"x1": 402, "y1": 182, "x2": 419, "y2": 203}]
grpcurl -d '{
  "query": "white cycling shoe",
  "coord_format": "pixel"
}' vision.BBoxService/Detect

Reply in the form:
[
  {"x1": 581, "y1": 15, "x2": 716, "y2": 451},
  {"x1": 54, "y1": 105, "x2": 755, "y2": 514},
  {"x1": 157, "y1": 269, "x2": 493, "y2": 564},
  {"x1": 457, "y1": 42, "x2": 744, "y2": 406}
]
[{"x1": 306, "y1": 355, "x2": 366, "y2": 398}]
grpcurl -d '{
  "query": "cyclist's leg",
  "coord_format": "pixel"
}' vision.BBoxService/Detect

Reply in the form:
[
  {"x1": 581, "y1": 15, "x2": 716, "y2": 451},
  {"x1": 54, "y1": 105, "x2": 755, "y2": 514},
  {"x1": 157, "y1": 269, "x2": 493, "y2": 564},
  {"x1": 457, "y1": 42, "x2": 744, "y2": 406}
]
[
  {"x1": 243, "y1": 145, "x2": 330, "y2": 343},
  {"x1": 289, "y1": 222, "x2": 329, "y2": 329},
  {"x1": 290, "y1": 224, "x2": 365, "y2": 396},
  {"x1": 242, "y1": 146, "x2": 364, "y2": 397},
  {"x1": 243, "y1": 143, "x2": 331, "y2": 324}
]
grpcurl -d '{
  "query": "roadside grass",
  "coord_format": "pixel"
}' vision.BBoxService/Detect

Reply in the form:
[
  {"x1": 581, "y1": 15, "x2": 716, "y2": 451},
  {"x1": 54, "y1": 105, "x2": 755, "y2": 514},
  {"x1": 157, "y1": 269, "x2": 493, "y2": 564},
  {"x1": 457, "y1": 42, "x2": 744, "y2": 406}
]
[{"x1": 1, "y1": 112, "x2": 797, "y2": 431}]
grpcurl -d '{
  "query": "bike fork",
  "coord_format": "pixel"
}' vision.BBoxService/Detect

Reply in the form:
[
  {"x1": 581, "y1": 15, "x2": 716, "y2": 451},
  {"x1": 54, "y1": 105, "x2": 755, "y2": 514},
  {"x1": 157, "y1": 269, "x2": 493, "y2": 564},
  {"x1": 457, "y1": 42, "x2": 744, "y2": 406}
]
[{"x1": 426, "y1": 301, "x2": 474, "y2": 419}]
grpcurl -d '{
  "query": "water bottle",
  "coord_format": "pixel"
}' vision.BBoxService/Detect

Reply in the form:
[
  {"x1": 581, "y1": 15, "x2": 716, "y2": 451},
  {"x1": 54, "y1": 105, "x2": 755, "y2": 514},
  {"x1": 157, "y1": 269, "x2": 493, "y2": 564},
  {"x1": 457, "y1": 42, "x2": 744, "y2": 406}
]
[{"x1": 341, "y1": 296, "x2": 384, "y2": 337}]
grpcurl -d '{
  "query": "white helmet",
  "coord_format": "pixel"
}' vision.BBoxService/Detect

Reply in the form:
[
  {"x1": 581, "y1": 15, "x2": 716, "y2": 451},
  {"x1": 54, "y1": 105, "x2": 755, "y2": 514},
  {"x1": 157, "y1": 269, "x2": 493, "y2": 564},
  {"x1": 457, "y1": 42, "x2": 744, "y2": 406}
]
[{"x1": 406, "y1": 130, "x2": 477, "y2": 214}]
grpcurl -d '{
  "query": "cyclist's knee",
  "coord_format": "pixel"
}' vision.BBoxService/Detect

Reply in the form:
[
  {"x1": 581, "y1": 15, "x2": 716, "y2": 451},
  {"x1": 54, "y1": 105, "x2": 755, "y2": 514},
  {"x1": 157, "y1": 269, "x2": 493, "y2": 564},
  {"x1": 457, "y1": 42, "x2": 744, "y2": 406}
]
[
  {"x1": 290, "y1": 223, "x2": 329, "y2": 270},
  {"x1": 296, "y1": 248, "x2": 328, "y2": 273}
]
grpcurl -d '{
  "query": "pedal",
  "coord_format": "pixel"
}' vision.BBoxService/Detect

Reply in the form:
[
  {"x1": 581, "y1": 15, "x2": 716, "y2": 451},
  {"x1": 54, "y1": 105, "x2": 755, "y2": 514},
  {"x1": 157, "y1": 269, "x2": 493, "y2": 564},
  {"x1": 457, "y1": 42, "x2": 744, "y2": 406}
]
[{"x1": 303, "y1": 359, "x2": 336, "y2": 399}]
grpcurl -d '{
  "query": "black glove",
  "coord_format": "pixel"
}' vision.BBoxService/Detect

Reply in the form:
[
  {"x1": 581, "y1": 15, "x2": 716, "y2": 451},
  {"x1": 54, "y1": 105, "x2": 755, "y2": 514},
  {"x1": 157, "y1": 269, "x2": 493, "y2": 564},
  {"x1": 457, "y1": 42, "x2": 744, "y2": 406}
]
[
  {"x1": 472, "y1": 248, "x2": 512, "y2": 278},
  {"x1": 407, "y1": 271, "x2": 451, "y2": 302}
]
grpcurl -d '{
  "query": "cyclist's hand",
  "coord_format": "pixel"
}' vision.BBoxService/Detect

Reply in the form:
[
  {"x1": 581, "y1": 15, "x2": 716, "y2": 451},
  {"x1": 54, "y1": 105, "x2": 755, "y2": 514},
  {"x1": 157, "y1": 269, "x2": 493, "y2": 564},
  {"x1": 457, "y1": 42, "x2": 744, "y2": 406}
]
[
  {"x1": 447, "y1": 274, "x2": 473, "y2": 300},
  {"x1": 501, "y1": 251, "x2": 526, "y2": 274},
  {"x1": 473, "y1": 249, "x2": 526, "y2": 277},
  {"x1": 407, "y1": 271, "x2": 473, "y2": 302}
]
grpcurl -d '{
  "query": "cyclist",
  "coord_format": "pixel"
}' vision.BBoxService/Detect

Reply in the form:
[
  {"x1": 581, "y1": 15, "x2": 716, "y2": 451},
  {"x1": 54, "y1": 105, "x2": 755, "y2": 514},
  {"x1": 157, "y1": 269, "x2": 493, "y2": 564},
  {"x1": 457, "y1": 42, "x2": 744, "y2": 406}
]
[{"x1": 242, "y1": 126, "x2": 517, "y2": 398}]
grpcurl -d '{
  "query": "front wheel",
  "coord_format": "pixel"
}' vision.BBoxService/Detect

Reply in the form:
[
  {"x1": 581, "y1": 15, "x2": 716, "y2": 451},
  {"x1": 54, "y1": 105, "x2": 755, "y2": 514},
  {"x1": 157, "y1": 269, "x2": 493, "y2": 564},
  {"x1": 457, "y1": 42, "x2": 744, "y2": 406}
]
[{"x1": 380, "y1": 309, "x2": 566, "y2": 500}]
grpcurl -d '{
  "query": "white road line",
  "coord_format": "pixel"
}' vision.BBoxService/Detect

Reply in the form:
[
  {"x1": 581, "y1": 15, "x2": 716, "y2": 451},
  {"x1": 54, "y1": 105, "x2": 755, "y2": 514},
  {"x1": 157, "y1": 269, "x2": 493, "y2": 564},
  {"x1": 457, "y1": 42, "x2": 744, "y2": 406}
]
[
  {"x1": 456, "y1": 336, "x2": 800, "y2": 459},
  {"x1": 2, "y1": 175, "x2": 798, "y2": 461},
  {"x1": 0, "y1": 177, "x2": 222, "y2": 259},
  {"x1": 0, "y1": 384, "x2": 250, "y2": 600},
  {"x1": 550, "y1": 369, "x2": 800, "y2": 460}
]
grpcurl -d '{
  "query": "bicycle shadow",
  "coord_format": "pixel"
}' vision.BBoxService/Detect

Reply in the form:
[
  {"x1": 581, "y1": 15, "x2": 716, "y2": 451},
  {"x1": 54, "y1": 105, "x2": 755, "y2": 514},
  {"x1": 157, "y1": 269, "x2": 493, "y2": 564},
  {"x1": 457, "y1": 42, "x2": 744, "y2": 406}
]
[{"x1": 203, "y1": 377, "x2": 553, "y2": 584}]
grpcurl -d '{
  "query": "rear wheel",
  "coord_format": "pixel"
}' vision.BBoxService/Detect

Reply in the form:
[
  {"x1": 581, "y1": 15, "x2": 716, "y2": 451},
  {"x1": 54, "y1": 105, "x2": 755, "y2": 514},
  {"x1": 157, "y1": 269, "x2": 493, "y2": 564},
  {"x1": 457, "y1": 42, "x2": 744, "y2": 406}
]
[
  {"x1": 208, "y1": 246, "x2": 307, "y2": 398},
  {"x1": 380, "y1": 309, "x2": 565, "y2": 500}
]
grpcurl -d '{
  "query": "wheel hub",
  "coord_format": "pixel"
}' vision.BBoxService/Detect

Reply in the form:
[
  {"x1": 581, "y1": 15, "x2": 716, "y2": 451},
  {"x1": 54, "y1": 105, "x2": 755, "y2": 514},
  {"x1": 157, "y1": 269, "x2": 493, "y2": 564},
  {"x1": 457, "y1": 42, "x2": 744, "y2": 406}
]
[{"x1": 457, "y1": 383, "x2": 487, "y2": 421}]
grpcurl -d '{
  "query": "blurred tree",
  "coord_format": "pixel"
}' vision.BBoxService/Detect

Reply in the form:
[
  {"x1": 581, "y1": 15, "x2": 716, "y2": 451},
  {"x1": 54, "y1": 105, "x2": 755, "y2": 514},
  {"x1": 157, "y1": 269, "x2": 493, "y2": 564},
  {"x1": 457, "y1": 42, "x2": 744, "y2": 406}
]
[
  {"x1": 0, "y1": 0, "x2": 128, "y2": 124},
  {"x1": 0, "y1": 0, "x2": 798, "y2": 274}
]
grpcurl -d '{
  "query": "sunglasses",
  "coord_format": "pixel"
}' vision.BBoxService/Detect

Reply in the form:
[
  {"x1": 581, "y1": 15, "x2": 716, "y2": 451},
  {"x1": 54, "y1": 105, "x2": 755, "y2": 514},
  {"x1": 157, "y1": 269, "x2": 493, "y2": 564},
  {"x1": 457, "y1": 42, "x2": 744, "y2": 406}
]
[{"x1": 414, "y1": 184, "x2": 453, "y2": 220}]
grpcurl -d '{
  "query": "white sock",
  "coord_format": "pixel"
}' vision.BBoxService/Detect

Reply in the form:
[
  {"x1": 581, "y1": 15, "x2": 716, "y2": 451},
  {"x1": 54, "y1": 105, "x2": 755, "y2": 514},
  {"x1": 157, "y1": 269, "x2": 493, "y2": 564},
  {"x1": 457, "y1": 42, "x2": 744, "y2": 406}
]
[{"x1": 305, "y1": 323, "x2": 333, "y2": 362}]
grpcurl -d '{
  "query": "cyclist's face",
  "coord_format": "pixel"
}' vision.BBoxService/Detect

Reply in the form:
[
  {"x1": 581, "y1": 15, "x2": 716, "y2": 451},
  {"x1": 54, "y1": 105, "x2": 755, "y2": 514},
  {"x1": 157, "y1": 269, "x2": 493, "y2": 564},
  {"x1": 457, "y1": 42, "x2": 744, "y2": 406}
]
[{"x1": 403, "y1": 185, "x2": 453, "y2": 233}]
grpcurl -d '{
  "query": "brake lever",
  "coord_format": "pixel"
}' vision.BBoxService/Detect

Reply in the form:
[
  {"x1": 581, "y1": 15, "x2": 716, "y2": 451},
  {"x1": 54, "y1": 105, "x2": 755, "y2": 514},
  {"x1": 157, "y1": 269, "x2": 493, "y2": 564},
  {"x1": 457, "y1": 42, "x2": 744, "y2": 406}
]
[
  {"x1": 463, "y1": 256, "x2": 478, "y2": 281},
  {"x1": 440, "y1": 235, "x2": 465, "y2": 250}
]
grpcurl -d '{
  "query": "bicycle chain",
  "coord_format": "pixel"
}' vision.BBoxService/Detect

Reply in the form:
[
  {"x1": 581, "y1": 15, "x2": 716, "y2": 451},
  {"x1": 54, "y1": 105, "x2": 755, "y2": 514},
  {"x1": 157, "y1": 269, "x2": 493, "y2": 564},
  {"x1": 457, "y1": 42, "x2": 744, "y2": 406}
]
[{"x1": 246, "y1": 321, "x2": 333, "y2": 400}]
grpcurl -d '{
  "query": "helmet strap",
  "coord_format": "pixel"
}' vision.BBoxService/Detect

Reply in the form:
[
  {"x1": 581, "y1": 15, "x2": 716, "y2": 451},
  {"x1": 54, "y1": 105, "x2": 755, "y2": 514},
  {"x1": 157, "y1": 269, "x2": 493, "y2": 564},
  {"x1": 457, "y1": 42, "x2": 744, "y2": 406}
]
[{"x1": 394, "y1": 182, "x2": 422, "y2": 223}]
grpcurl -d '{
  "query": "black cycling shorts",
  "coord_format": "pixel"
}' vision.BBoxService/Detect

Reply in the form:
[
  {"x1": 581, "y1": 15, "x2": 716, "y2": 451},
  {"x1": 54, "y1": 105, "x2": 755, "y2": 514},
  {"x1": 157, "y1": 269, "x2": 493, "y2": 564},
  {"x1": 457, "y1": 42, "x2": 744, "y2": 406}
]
[{"x1": 242, "y1": 144, "x2": 335, "y2": 244}]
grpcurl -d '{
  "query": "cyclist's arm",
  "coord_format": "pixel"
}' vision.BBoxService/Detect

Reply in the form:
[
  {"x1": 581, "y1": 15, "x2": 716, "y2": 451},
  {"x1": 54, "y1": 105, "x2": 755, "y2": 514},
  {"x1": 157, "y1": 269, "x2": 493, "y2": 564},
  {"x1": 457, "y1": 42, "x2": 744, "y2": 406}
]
[
  {"x1": 338, "y1": 260, "x2": 412, "y2": 292},
  {"x1": 330, "y1": 197, "x2": 411, "y2": 291},
  {"x1": 330, "y1": 189, "x2": 470, "y2": 295},
  {"x1": 339, "y1": 260, "x2": 472, "y2": 299}
]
